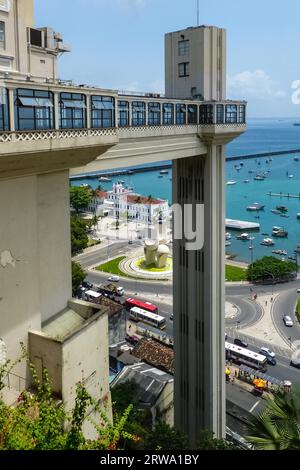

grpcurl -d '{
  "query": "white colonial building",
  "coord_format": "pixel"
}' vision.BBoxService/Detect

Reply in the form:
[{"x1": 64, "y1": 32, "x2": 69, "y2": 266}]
[{"x1": 88, "y1": 182, "x2": 169, "y2": 223}]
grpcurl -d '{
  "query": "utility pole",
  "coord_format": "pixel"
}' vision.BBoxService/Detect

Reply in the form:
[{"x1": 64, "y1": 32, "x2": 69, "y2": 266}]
[{"x1": 197, "y1": 0, "x2": 200, "y2": 26}]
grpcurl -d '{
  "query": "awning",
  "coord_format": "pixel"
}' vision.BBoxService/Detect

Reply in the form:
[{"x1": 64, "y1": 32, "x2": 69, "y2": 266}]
[
  {"x1": 61, "y1": 99, "x2": 86, "y2": 109},
  {"x1": 239, "y1": 364, "x2": 283, "y2": 386},
  {"x1": 18, "y1": 96, "x2": 53, "y2": 107},
  {"x1": 92, "y1": 101, "x2": 114, "y2": 110}
]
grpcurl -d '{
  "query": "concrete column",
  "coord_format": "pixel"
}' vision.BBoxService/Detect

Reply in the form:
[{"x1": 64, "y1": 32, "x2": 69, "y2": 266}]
[
  {"x1": 54, "y1": 92, "x2": 59, "y2": 130},
  {"x1": 86, "y1": 95, "x2": 91, "y2": 129},
  {"x1": 8, "y1": 88, "x2": 15, "y2": 131},
  {"x1": 173, "y1": 144, "x2": 225, "y2": 446}
]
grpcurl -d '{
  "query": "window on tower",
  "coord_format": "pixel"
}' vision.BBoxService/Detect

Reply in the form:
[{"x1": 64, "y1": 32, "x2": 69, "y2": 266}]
[
  {"x1": 178, "y1": 62, "x2": 190, "y2": 78},
  {"x1": 178, "y1": 40, "x2": 189, "y2": 56}
]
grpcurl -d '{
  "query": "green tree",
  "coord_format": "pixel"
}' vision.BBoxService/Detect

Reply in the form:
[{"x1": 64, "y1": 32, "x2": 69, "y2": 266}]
[
  {"x1": 72, "y1": 261, "x2": 86, "y2": 295},
  {"x1": 247, "y1": 256, "x2": 297, "y2": 283},
  {"x1": 71, "y1": 216, "x2": 88, "y2": 254},
  {"x1": 70, "y1": 186, "x2": 92, "y2": 214},
  {"x1": 247, "y1": 388, "x2": 300, "y2": 450},
  {"x1": 143, "y1": 421, "x2": 189, "y2": 450}
]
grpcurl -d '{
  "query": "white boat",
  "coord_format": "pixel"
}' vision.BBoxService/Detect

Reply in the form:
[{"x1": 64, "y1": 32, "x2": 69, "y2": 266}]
[
  {"x1": 99, "y1": 176, "x2": 112, "y2": 182},
  {"x1": 236, "y1": 232, "x2": 250, "y2": 241},
  {"x1": 261, "y1": 238, "x2": 275, "y2": 246},
  {"x1": 160, "y1": 170, "x2": 169, "y2": 175},
  {"x1": 225, "y1": 241, "x2": 231, "y2": 247},
  {"x1": 243, "y1": 179, "x2": 250, "y2": 183},
  {"x1": 288, "y1": 174, "x2": 294, "y2": 178},
  {"x1": 225, "y1": 232, "x2": 232, "y2": 240},
  {"x1": 227, "y1": 181, "x2": 237, "y2": 186},
  {"x1": 247, "y1": 203, "x2": 265, "y2": 211}
]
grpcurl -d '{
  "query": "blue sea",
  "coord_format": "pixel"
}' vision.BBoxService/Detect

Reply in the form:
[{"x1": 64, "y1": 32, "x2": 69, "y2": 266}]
[{"x1": 72, "y1": 118, "x2": 300, "y2": 262}]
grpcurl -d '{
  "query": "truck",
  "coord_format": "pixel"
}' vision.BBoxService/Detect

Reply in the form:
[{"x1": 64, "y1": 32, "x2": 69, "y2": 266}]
[{"x1": 98, "y1": 283, "x2": 124, "y2": 297}]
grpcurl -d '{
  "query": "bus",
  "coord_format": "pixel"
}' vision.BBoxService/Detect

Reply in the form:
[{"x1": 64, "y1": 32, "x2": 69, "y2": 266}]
[
  {"x1": 225, "y1": 342, "x2": 268, "y2": 372},
  {"x1": 129, "y1": 306, "x2": 166, "y2": 330},
  {"x1": 135, "y1": 322, "x2": 173, "y2": 347},
  {"x1": 125, "y1": 298, "x2": 158, "y2": 314}
]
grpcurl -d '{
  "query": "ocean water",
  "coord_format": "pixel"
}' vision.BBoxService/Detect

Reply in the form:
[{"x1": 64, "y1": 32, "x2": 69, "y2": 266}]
[{"x1": 72, "y1": 118, "x2": 300, "y2": 262}]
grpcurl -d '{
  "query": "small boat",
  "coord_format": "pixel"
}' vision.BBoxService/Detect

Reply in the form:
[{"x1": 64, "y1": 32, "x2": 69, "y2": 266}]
[
  {"x1": 272, "y1": 226, "x2": 288, "y2": 238},
  {"x1": 288, "y1": 174, "x2": 294, "y2": 178},
  {"x1": 276, "y1": 205, "x2": 288, "y2": 213},
  {"x1": 225, "y1": 241, "x2": 231, "y2": 247},
  {"x1": 297, "y1": 213, "x2": 300, "y2": 220},
  {"x1": 280, "y1": 214, "x2": 289, "y2": 218},
  {"x1": 294, "y1": 157, "x2": 299, "y2": 162},
  {"x1": 272, "y1": 249, "x2": 287, "y2": 256},
  {"x1": 248, "y1": 170, "x2": 254, "y2": 174},
  {"x1": 247, "y1": 203, "x2": 265, "y2": 211},
  {"x1": 160, "y1": 170, "x2": 169, "y2": 175},
  {"x1": 271, "y1": 209, "x2": 281, "y2": 215},
  {"x1": 227, "y1": 181, "x2": 237, "y2": 186},
  {"x1": 261, "y1": 238, "x2": 275, "y2": 246},
  {"x1": 236, "y1": 232, "x2": 251, "y2": 241},
  {"x1": 226, "y1": 232, "x2": 232, "y2": 240},
  {"x1": 243, "y1": 179, "x2": 250, "y2": 183},
  {"x1": 254, "y1": 175, "x2": 265, "y2": 181},
  {"x1": 99, "y1": 176, "x2": 112, "y2": 182}
]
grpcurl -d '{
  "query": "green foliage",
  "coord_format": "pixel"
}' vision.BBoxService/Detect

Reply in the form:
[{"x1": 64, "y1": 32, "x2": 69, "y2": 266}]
[
  {"x1": 143, "y1": 421, "x2": 189, "y2": 450},
  {"x1": 71, "y1": 216, "x2": 89, "y2": 254},
  {"x1": 225, "y1": 264, "x2": 247, "y2": 282},
  {"x1": 71, "y1": 261, "x2": 86, "y2": 295},
  {"x1": 296, "y1": 298, "x2": 300, "y2": 319},
  {"x1": 70, "y1": 186, "x2": 92, "y2": 214},
  {"x1": 247, "y1": 256, "x2": 297, "y2": 283},
  {"x1": 0, "y1": 354, "x2": 133, "y2": 450},
  {"x1": 196, "y1": 430, "x2": 238, "y2": 450},
  {"x1": 247, "y1": 388, "x2": 300, "y2": 450}
]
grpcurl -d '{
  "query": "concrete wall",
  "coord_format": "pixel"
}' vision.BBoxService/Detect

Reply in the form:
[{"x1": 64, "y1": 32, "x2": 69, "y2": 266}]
[
  {"x1": 37, "y1": 171, "x2": 72, "y2": 323},
  {"x1": 156, "y1": 381, "x2": 174, "y2": 427},
  {"x1": 0, "y1": 175, "x2": 41, "y2": 383},
  {"x1": 165, "y1": 26, "x2": 226, "y2": 101}
]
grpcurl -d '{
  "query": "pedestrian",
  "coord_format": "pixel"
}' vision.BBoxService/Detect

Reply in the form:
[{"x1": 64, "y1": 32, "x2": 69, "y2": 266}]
[
  {"x1": 271, "y1": 297, "x2": 273, "y2": 303},
  {"x1": 265, "y1": 300, "x2": 268, "y2": 307}
]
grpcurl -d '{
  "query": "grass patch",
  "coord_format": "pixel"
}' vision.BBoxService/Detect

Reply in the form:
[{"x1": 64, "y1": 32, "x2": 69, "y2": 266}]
[
  {"x1": 226, "y1": 264, "x2": 247, "y2": 282},
  {"x1": 296, "y1": 298, "x2": 300, "y2": 319},
  {"x1": 95, "y1": 256, "x2": 126, "y2": 276}
]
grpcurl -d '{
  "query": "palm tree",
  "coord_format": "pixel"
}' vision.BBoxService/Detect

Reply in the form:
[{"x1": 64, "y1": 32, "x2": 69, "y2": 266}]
[{"x1": 247, "y1": 388, "x2": 300, "y2": 450}]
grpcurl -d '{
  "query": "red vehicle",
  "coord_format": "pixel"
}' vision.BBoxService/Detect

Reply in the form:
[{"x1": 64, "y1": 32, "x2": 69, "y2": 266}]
[{"x1": 125, "y1": 297, "x2": 158, "y2": 314}]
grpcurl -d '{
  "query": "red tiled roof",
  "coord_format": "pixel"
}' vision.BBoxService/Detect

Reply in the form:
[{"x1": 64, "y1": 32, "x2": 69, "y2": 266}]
[
  {"x1": 122, "y1": 195, "x2": 165, "y2": 205},
  {"x1": 95, "y1": 190, "x2": 108, "y2": 199},
  {"x1": 132, "y1": 338, "x2": 174, "y2": 374}
]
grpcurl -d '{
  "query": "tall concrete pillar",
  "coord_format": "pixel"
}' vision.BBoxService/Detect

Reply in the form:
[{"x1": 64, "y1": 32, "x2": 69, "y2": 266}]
[{"x1": 173, "y1": 144, "x2": 225, "y2": 446}]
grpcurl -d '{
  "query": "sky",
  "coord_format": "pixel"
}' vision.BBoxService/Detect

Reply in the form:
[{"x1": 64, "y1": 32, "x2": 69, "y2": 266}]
[{"x1": 35, "y1": 0, "x2": 300, "y2": 118}]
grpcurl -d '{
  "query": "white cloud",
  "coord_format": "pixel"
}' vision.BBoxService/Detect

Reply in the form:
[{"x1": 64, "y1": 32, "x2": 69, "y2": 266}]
[{"x1": 228, "y1": 70, "x2": 286, "y2": 100}]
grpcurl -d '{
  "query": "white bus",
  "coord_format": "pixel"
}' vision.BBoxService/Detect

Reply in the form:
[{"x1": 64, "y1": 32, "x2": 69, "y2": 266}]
[
  {"x1": 129, "y1": 307, "x2": 166, "y2": 330},
  {"x1": 135, "y1": 322, "x2": 173, "y2": 347},
  {"x1": 225, "y1": 342, "x2": 268, "y2": 372}
]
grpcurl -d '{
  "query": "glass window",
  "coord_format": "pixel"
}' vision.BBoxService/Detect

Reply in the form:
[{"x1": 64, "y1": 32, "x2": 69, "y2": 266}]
[
  {"x1": 91, "y1": 95, "x2": 114, "y2": 128},
  {"x1": 225, "y1": 104, "x2": 238, "y2": 124},
  {"x1": 178, "y1": 40, "x2": 189, "y2": 56},
  {"x1": 132, "y1": 101, "x2": 146, "y2": 126},
  {"x1": 14, "y1": 88, "x2": 54, "y2": 131},
  {"x1": 0, "y1": 21, "x2": 5, "y2": 49},
  {"x1": 59, "y1": 92, "x2": 86, "y2": 129},
  {"x1": 216, "y1": 104, "x2": 224, "y2": 124},
  {"x1": 178, "y1": 62, "x2": 190, "y2": 78},
  {"x1": 0, "y1": 88, "x2": 9, "y2": 131},
  {"x1": 199, "y1": 104, "x2": 213, "y2": 124},
  {"x1": 187, "y1": 104, "x2": 197, "y2": 124},
  {"x1": 118, "y1": 100, "x2": 129, "y2": 127},
  {"x1": 238, "y1": 104, "x2": 246, "y2": 123},
  {"x1": 148, "y1": 102, "x2": 161, "y2": 126},
  {"x1": 162, "y1": 103, "x2": 174, "y2": 125},
  {"x1": 176, "y1": 104, "x2": 186, "y2": 124}
]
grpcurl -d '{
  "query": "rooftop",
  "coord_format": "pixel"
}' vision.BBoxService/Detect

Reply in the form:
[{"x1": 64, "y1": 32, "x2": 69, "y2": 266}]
[{"x1": 131, "y1": 338, "x2": 174, "y2": 374}]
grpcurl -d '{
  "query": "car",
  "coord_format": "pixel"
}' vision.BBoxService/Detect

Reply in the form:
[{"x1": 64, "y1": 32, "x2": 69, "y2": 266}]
[
  {"x1": 170, "y1": 314, "x2": 174, "y2": 321},
  {"x1": 297, "y1": 288, "x2": 300, "y2": 293},
  {"x1": 259, "y1": 348, "x2": 276, "y2": 365},
  {"x1": 81, "y1": 280, "x2": 93, "y2": 290},
  {"x1": 234, "y1": 338, "x2": 248, "y2": 348},
  {"x1": 283, "y1": 315, "x2": 294, "y2": 327},
  {"x1": 128, "y1": 240, "x2": 133, "y2": 245},
  {"x1": 108, "y1": 275, "x2": 119, "y2": 282},
  {"x1": 290, "y1": 357, "x2": 300, "y2": 369}
]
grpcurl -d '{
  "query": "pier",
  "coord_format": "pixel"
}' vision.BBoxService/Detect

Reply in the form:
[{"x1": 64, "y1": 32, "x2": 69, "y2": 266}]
[{"x1": 267, "y1": 192, "x2": 300, "y2": 199}]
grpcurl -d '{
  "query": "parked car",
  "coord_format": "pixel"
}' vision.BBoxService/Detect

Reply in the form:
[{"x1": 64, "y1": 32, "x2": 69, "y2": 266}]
[
  {"x1": 234, "y1": 338, "x2": 248, "y2": 348},
  {"x1": 297, "y1": 288, "x2": 300, "y2": 293},
  {"x1": 81, "y1": 280, "x2": 93, "y2": 290},
  {"x1": 170, "y1": 314, "x2": 174, "y2": 321},
  {"x1": 259, "y1": 347, "x2": 276, "y2": 365},
  {"x1": 108, "y1": 275, "x2": 120, "y2": 282},
  {"x1": 283, "y1": 315, "x2": 294, "y2": 327},
  {"x1": 290, "y1": 356, "x2": 300, "y2": 368}
]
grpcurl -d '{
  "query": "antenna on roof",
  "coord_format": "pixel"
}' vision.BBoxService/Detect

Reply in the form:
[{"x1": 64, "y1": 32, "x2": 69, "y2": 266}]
[{"x1": 197, "y1": 0, "x2": 200, "y2": 26}]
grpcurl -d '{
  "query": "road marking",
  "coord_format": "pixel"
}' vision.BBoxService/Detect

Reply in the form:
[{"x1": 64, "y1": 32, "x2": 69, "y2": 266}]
[{"x1": 249, "y1": 400, "x2": 260, "y2": 413}]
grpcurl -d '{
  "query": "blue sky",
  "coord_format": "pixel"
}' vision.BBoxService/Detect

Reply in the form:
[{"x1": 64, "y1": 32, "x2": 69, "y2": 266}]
[{"x1": 35, "y1": 0, "x2": 300, "y2": 117}]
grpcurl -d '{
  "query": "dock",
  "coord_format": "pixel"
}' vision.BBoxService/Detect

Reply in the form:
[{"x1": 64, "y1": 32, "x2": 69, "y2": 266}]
[
  {"x1": 225, "y1": 219, "x2": 260, "y2": 231},
  {"x1": 267, "y1": 192, "x2": 300, "y2": 199}
]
